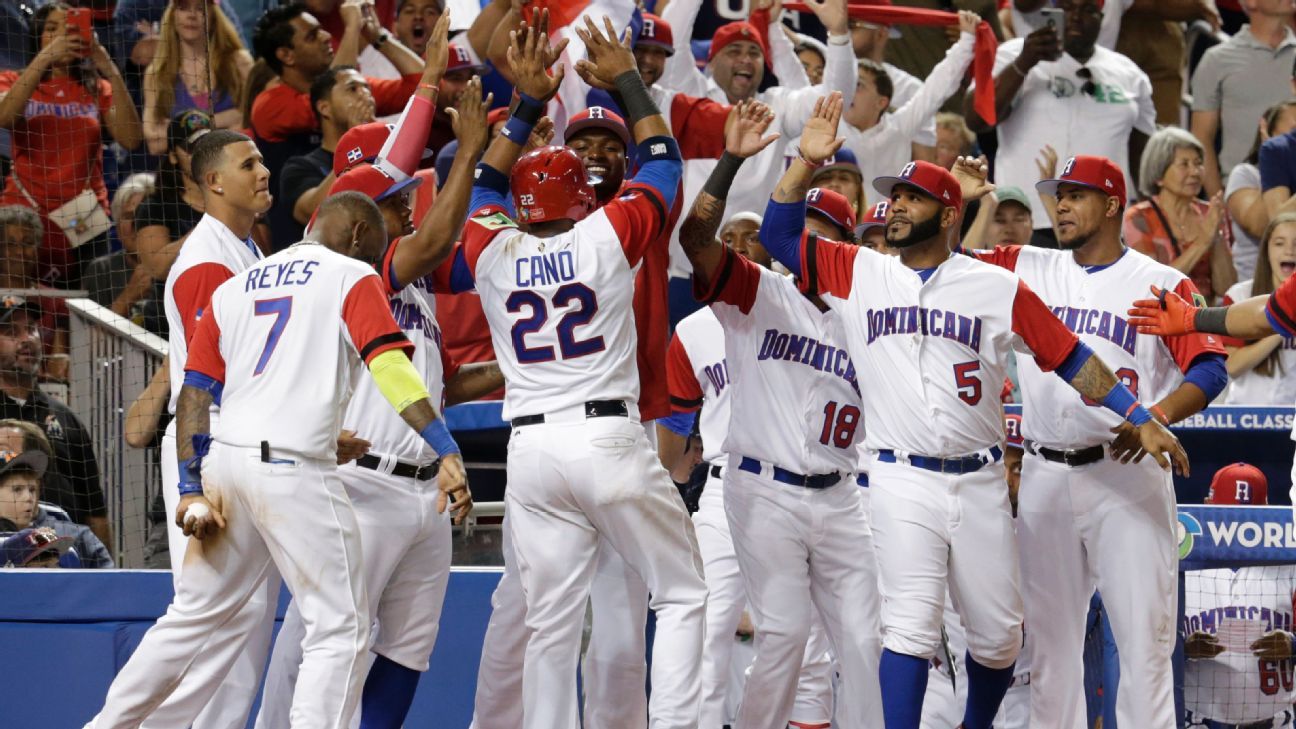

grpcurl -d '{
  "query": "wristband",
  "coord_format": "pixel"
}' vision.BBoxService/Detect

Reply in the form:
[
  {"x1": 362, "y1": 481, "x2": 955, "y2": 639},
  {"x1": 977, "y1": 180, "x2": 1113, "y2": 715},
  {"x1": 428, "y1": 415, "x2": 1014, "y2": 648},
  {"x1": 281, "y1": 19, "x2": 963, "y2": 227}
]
[
  {"x1": 636, "y1": 135, "x2": 680, "y2": 162},
  {"x1": 1150, "y1": 404, "x2": 1169, "y2": 425},
  {"x1": 178, "y1": 433, "x2": 212, "y2": 496},
  {"x1": 419, "y1": 418, "x2": 461, "y2": 457},
  {"x1": 826, "y1": 32, "x2": 850, "y2": 46},
  {"x1": 1193, "y1": 307, "x2": 1227, "y2": 335},
  {"x1": 613, "y1": 70, "x2": 661, "y2": 126},
  {"x1": 703, "y1": 152, "x2": 744, "y2": 199},
  {"x1": 795, "y1": 150, "x2": 823, "y2": 169},
  {"x1": 501, "y1": 115, "x2": 536, "y2": 144},
  {"x1": 372, "y1": 32, "x2": 390, "y2": 49},
  {"x1": 418, "y1": 83, "x2": 438, "y2": 94},
  {"x1": 513, "y1": 94, "x2": 545, "y2": 124},
  {"x1": 1100, "y1": 382, "x2": 1153, "y2": 425},
  {"x1": 473, "y1": 163, "x2": 511, "y2": 195}
]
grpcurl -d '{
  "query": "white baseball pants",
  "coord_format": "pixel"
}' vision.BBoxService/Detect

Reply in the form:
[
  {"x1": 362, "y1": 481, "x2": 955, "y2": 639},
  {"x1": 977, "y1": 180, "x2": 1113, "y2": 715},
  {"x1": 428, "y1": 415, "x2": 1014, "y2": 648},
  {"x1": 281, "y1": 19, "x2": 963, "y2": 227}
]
[
  {"x1": 583, "y1": 539, "x2": 651, "y2": 729},
  {"x1": 468, "y1": 513, "x2": 537, "y2": 729},
  {"x1": 1017, "y1": 452, "x2": 1177, "y2": 729},
  {"x1": 132, "y1": 432, "x2": 278, "y2": 729},
  {"x1": 254, "y1": 460, "x2": 453, "y2": 728},
  {"x1": 725, "y1": 458, "x2": 883, "y2": 729},
  {"x1": 504, "y1": 411, "x2": 707, "y2": 729},
  {"x1": 90, "y1": 443, "x2": 370, "y2": 729},
  {"x1": 868, "y1": 459, "x2": 1022, "y2": 669}
]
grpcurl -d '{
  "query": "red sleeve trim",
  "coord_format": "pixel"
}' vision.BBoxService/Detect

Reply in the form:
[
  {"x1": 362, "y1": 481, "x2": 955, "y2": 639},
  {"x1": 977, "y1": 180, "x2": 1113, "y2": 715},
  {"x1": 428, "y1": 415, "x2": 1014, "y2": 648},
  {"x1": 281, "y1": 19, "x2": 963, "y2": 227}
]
[
  {"x1": 1166, "y1": 278, "x2": 1228, "y2": 371},
  {"x1": 370, "y1": 74, "x2": 421, "y2": 116},
  {"x1": 343, "y1": 275, "x2": 414, "y2": 364},
  {"x1": 966, "y1": 244, "x2": 1022, "y2": 271},
  {"x1": 799, "y1": 233, "x2": 858, "y2": 299},
  {"x1": 604, "y1": 185, "x2": 670, "y2": 266},
  {"x1": 670, "y1": 94, "x2": 731, "y2": 160},
  {"x1": 439, "y1": 338, "x2": 461, "y2": 383},
  {"x1": 692, "y1": 245, "x2": 761, "y2": 314},
  {"x1": 1012, "y1": 278, "x2": 1079, "y2": 372},
  {"x1": 666, "y1": 333, "x2": 704, "y2": 412},
  {"x1": 462, "y1": 205, "x2": 513, "y2": 277},
  {"x1": 184, "y1": 307, "x2": 226, "y2": 382},
  {"x1": 172, "y1": 262, "x2": 235, "y2": 346}
]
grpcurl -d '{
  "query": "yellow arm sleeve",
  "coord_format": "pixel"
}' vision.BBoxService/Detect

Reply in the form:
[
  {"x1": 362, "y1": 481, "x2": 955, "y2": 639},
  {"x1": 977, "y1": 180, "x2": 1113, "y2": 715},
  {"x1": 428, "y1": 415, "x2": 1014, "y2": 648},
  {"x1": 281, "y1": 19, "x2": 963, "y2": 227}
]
[{"x1": 368, "y1": 349, "x2": 432, "y2": 413}]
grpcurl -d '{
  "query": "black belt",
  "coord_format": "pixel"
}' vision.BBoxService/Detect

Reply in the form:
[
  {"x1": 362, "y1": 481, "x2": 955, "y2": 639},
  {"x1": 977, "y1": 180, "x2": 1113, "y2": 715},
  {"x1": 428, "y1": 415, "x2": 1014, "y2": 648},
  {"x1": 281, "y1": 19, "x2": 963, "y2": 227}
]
[
  {"x1": 356, "y1": 453, "x2": 439, "y2": 481},
  {"x1": 1204, "y1": 719, "x2": 1282, "y2": 729},
  {"x1": 877, "y1": 446, "x2": 1002, "y2": 475},
  {"x1": 1025, "y1": 440, "x2": 1105, "y2": 468},
  {"x1": 710, "y1": 464, "x2": 723, "y2": 479},
  {"x1": 511, "y1": 400, "x2": 628, "y2": 428},
  {"x1": 738, "y1": 456, "x2": 841, "y2": 489}
]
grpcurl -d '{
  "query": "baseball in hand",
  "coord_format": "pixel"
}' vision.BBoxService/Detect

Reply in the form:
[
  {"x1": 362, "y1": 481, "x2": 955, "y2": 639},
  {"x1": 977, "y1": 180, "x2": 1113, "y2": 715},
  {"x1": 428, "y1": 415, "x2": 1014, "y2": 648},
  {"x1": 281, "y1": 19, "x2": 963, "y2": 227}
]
[{"x1": 185, "y1": 502, "x2": 211, "y2": 525}]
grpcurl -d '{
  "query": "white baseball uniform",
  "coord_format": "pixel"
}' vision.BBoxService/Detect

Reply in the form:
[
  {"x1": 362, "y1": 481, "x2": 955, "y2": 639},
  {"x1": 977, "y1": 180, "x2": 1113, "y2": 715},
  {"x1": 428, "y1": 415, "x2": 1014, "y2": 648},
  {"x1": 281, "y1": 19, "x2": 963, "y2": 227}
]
[
  {"x1": 254, "y1": 242, "x2": 462, "y2": 729},
  {"x1": 91, "y1": 244, "x2": 413, "y2": 729},
  {"x1": 1184, "y1": 566, "x2": 1296, "y2": 724},
  {"x1": 668, "y1": 304, "x2": 838, "y2": 727},
  {"x1": 136, "y1": 212, "x2": 277, "y2": 729},
  {"x1": 693, "y1": 244, "x2": 882, "y2": 729},
  {"x1": 461, "y1": 174, "x2": 706, "y2": 729},
  {"x1": 1222, "y1": 279, "x2": 1296, "y2": 406},
  {"x1": 970, "y1": 244, "x2": 1225, "y2": 729},
  {"x1": 791, "y1": 233, "x2": 1086, "y2": 681}
]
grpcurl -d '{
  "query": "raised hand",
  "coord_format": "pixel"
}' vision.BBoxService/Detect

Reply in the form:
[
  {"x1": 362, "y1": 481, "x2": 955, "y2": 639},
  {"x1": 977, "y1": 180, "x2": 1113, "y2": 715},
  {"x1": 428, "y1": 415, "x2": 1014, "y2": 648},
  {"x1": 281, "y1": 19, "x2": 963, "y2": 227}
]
[
  {"x1": 952, "y1": 155, "x2": 994, "y2": 202},
  {"x1": 725, "y1": 100, "x2": 780, "y2": 159},
  {"x1": 1134, "y1": 419, "x2": 1189, "y2": 476},
  {"x1": 573, "y1": 15, "x2": 637, "y2": 91},
  {"x1": 803, "y1": 0, "x2": 848, "y2": 36},
  {"x1": 523, "y1": 116, "x2": 556, "y2": 153},
  {"x1": 957, "y1": 9, "x2": 979, "y2": 36},
  {"x1": 422, "y1": 9, "x2": 452, "y2": 84},
  {"x1": 798, "y1": 92, "x2": 845, "y2": 164},
  {"x1": 1035, "y1": 144, "x2": 1059, "y2": 182},
  {"x1": 507, "y1": 8, "x2": 569, "y2": 102},
  {"x1": 436, "y1": 454, "x2": 473, "y2": 524},
  {"x1": 449, "y1": 76, "x2": 493, "y2": 154},
  {"x1": 1127, "y1": 285, "x2": 1200, "y2": 336}
]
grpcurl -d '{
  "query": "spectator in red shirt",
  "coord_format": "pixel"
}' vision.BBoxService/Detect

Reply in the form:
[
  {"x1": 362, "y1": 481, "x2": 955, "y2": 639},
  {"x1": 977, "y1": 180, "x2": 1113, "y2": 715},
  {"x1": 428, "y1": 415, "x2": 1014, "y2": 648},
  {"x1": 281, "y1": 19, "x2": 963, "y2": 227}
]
[{"x1": 0, "y1": 2, "x2": 142, "y2": 288}]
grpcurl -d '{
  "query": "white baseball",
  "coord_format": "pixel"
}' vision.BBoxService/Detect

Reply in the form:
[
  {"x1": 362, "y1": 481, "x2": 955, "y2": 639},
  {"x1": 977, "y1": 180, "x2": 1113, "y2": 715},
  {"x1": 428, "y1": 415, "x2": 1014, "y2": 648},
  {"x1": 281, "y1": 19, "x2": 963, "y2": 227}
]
[{"x1": 185, "y1": 502, "x2": 211, "y2": 525}]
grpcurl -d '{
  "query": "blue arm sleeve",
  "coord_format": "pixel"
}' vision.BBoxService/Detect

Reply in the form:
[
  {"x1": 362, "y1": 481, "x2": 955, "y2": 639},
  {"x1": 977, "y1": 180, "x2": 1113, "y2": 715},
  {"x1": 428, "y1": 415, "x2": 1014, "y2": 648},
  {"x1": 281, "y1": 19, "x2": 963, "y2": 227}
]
[
  {"x1": 760, "y1": 198, "x2": 808, "y2": 278},
  {"x1": 630, "y1": 136, "x2": 683, "y2": 211},
  {"x1": 182, "y1": 371, "x2": 224, "y2": 406},
  {"x1": 1055, "y1": 341, "x2": 1094, "y2": 382},
  {"x1": 658, "y1": 411, "x2": 697, "y2": 438},
  {"x1": 1182, "y1": 353, "x2": 1229, "y2": 402},
  {"x1": 471, "y1": 164, "x2": 511, "y2": 214}
]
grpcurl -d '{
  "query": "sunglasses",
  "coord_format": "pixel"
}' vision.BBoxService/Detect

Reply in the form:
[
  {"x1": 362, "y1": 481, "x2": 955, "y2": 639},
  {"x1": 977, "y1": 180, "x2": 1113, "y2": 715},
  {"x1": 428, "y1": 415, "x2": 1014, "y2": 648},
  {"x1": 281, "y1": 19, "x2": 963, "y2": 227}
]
[{"x1": 1076, "y1": 67, "x2": 1097, "y2": 97}]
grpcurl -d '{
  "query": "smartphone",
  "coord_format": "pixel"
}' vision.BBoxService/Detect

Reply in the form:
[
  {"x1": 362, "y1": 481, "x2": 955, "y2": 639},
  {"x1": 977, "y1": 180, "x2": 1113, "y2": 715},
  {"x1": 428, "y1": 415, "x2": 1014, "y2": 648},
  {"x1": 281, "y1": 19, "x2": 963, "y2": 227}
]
[
  {"x1": 66, "y1": 7, "x2": 92, "y2": 56},
  {"x1": 1040, "y1": 7, "x2": 1064, "y2": 44}
]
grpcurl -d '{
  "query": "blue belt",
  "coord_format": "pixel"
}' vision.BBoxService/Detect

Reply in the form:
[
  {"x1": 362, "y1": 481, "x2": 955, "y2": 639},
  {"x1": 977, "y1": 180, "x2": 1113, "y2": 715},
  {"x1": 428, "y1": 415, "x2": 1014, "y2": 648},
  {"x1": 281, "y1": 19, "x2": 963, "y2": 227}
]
[
  {"x1": 877, "y1": 446, "x2": 1002, "y2": 475},
  {"x1": 857, "y1": 473, "x2": 869, "y2": 487},
  {"x1": 738, "y1": 456, "x2": 841, "y2": 489}
]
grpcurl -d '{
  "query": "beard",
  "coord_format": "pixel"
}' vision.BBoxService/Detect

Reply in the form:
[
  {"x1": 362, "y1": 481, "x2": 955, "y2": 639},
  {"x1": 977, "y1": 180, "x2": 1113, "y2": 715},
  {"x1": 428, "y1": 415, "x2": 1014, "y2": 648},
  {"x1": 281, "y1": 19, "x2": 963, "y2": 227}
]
[
  {"x1": 885, "y1": 211, "x2": 944, "y2": 248},
  {"x1": 1058, "y1": 221, "x2": 1096, "y2": 250}
]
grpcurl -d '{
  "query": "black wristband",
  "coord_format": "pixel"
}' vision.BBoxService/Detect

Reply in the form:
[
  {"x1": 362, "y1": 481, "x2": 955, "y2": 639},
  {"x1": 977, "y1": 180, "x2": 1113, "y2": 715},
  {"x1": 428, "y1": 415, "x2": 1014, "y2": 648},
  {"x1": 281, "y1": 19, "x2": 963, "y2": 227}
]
[
  {"x1": 473, "y1": 163, "x2": 510, "y2": 196},
  {"x1": 703, "y1": 152, "x2": 744, "y2": 200},
  {"x1": 613, "y1": 70, "x2": 660, "y2": 126},
  {"x1": 1194, "y1": 306, "x2": 1229, "y2": 335},
  {"x1": 512, "y1": 94, "x2": 544, "y2": 125}
]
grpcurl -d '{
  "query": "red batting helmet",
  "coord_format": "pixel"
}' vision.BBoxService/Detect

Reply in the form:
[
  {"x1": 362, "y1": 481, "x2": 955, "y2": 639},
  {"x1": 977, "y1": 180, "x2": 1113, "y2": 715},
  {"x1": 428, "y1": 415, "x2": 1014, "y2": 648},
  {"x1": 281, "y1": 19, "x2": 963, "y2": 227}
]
[{"x1": 511, "y1": 146, "x2": 597, "y2": 224}]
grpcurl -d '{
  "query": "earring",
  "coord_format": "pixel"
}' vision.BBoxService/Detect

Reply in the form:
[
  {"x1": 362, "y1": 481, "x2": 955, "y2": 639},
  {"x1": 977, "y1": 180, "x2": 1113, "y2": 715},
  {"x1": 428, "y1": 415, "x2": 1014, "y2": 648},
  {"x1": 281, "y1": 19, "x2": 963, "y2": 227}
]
[{"x1": 215, "y1": 187, "x2": 223, "y2": 193}]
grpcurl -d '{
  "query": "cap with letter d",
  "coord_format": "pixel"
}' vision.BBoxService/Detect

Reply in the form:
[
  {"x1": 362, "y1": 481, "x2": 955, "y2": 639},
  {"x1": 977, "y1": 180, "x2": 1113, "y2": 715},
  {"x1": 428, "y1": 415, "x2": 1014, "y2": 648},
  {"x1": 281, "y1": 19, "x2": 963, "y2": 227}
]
[
  {"x1": 1206, "y1": 462, "x2": 1268, "y2": 506},
  {"x1": 1035, "y1": 154, "x2": 1126, "y2": 205},
  {"x1": 872, "y1": 160, "x2": 962, "y2": 211}
]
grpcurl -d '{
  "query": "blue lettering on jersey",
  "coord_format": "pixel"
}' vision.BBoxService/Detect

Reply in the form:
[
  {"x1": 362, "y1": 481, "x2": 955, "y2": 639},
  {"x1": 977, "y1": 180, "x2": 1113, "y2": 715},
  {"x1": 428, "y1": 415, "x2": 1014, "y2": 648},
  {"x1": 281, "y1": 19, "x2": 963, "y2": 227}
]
[
  {"x1": 244, "y1": 260, "x2": 318, "y2": 292},
  {"x1": 703, "y1": 360, "x2": 729, "y2": 393},
  {"x1": 1050, "y1": 306, "x2": 1137, "y2": 355},
  {"x1": 756, "y1": 329, "x2": 858, "y2": 391},
  {"x1": 1183, "y1": 606, "x2": 1293, "y2": 635},
  {"x1": 865, "y1": 307, "x2": 983, "y2": 351},
  {"x1": 515, "y1": 250, "x2": 576, "y2": 287},
  {"x1": 388, "y1": 297, "x2": 442, "y2": 345}
]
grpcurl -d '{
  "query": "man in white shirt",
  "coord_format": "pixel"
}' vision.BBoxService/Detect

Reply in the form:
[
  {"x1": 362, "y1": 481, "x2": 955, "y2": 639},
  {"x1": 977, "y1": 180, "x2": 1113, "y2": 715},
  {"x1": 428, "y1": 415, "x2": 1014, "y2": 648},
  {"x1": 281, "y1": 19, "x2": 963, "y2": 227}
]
[
  {"x1": 1010, "y1": 0, "x2": 1132, "y2": 50},
  {"x1": 965, "y1": 0, "x2": 1154, "y2": 246}
]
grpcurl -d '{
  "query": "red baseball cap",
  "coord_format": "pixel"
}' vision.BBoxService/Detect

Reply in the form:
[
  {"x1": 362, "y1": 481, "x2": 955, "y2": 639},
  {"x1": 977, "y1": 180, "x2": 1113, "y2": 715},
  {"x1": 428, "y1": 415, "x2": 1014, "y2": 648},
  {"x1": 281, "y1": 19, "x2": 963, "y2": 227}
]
[
  {"x1": 855, "y1": 201, "x2": 889, "y2": 234},
  {"x1": 873, "y1": 160, "x2": 962, "y2": 210},
  {"x1": 329, "y1": 163, "x2": 422, "y2": 202},
  {"x1": 708, "y1": 21, "x2": 769, "y2": 65},
  {"x1": 447, "y1": 43, "x2": 489, "y2": 75},
  {"x1": 334, "y1": 122, "x2": 395, "y2": 175},
  {"x1": 637, "y1": 13, "x2": 675, "y2": 55},
  {"x1": 806, "y1": 187, "x2": 856, "y2": 235},
  {"x1": 1036, "y1": 155, "x2": 1126, "y2": 205},
  {"x1": 564, "y1": 106, "x2": 631, "y2": 149},
  {"x1": 1207, "y1": 463, "x2": 1269, "y2": 506}
]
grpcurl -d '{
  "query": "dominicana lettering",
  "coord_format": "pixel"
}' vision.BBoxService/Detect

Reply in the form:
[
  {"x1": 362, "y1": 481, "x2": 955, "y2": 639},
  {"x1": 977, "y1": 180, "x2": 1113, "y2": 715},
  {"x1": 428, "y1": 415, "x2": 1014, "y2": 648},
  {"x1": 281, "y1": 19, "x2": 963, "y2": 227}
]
[
  {"x1": 865, "y1": 306, "x2": 983, "y2": 350},
  {"x1": 1184, "y1": 606, "x2": 1293, "y2": 635},
  {"x1": 756, "y1": 329, "x2": 857, "y2": 388},
  {"x1": 1051, "y1": 306, "x2": 1137, "y2": 355}
]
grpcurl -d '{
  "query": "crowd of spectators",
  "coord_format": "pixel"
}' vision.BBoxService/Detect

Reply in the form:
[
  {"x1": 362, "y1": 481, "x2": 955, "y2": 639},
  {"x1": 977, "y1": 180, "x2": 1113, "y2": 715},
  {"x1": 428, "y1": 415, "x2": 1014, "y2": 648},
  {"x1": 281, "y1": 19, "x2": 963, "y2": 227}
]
[{"x1": 0, "y1": 0, "x2": 1294, "y2": 560}]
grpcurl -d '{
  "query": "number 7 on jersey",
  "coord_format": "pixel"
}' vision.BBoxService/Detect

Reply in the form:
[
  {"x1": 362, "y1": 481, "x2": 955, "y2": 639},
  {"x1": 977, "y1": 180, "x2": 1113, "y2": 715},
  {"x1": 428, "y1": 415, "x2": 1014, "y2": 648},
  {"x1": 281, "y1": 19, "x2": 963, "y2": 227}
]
[{"x1": 253, "y1": 297, "x2": 293, "y2": 375}]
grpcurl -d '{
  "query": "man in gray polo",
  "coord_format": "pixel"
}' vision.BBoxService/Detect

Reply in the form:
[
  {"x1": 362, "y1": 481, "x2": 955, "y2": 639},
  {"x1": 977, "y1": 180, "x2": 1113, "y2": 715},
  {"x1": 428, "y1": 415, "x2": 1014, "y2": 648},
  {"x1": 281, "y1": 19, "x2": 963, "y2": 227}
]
[{"x1": 1190, "y1": 0, "x2": 1296, "y2": 196}]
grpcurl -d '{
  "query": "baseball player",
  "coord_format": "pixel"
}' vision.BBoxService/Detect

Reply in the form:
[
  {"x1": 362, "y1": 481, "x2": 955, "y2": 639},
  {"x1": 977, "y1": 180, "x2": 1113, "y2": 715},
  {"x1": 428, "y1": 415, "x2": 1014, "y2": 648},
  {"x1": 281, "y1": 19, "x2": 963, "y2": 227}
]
[
  {"x1": 454, "y1": 15, "x2": 705, "y2": 729},
  {"x1": 953, "y1": 154, "x2": 1228, "y2": 728},
  {"x1": 758, "y1": 92, "x2": 1190, "y2": 728},
  {"x1": 88, "y1": 191, "x2": 468, "y2": 729},
  {"x1": 254, "y1": 64, "x2": 498, "y2": 729},
  {"x1": 1184, "y1": 463, "x2": 1296, "y2": 729},
  {"x1": 142, "y1": 129, "x2": 278, "y2": 729},
  {"x1": 676, "y1": 99, "x2": 882, "y2": 729}
]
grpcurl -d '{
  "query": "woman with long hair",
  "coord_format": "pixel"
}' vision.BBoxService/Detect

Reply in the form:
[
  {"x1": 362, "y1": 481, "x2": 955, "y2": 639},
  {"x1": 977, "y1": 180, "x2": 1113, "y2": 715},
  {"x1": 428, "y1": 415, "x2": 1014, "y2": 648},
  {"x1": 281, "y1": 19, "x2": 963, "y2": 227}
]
[
  {"x1": 0, "y1": 2, "x2": 142, "y2": 287},
  {"x1": 1225, "y1": 100, "x2": 1296, "y2": 281},
  {"x1": 142, "y1": 0, "x2": 251, "y2": 154},
  {"x1": 1222, "y1": 212, "x2": 1296, "y2": 404},
  {"x1": 1124, "y1": 126, "x2": 1236, "y2": 302}
]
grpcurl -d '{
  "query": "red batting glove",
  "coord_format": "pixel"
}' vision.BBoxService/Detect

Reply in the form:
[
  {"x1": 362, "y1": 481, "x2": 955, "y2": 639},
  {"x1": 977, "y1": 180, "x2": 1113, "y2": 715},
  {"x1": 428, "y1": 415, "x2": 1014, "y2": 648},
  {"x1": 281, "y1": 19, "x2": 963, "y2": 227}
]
[{"x1": 1127, "y1": 285, "x2": 1199, "y2": 336}]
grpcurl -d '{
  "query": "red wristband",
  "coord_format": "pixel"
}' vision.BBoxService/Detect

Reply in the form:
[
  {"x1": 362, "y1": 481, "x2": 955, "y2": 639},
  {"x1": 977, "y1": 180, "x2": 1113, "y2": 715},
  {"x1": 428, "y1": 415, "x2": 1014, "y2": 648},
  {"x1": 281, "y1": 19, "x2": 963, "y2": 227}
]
[{"x1": 1150, "y1": 404, "x2": 1169, "y2": 425}]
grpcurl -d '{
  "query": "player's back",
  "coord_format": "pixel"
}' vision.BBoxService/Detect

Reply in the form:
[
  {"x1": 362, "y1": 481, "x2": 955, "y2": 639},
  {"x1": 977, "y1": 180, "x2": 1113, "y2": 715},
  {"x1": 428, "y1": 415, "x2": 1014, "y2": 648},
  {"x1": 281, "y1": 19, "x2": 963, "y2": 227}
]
[
  {"x1": 474, "y1": 210, "x2": 641, "y2": 420},
  {"x1": 672, "y1": 306, "x2": 730, "y2": 465},
  {"x1": 204, "y1": 244, "x2": 394, "y2": 460}
]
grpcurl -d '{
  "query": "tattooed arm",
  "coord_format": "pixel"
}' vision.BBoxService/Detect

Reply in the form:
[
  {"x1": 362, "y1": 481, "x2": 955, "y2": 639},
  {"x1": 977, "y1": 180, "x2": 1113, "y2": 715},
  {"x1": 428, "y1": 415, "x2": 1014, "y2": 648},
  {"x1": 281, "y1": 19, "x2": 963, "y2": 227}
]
[{"x1": 445, "y1": 362, "x2": 506, "y2": 406}]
